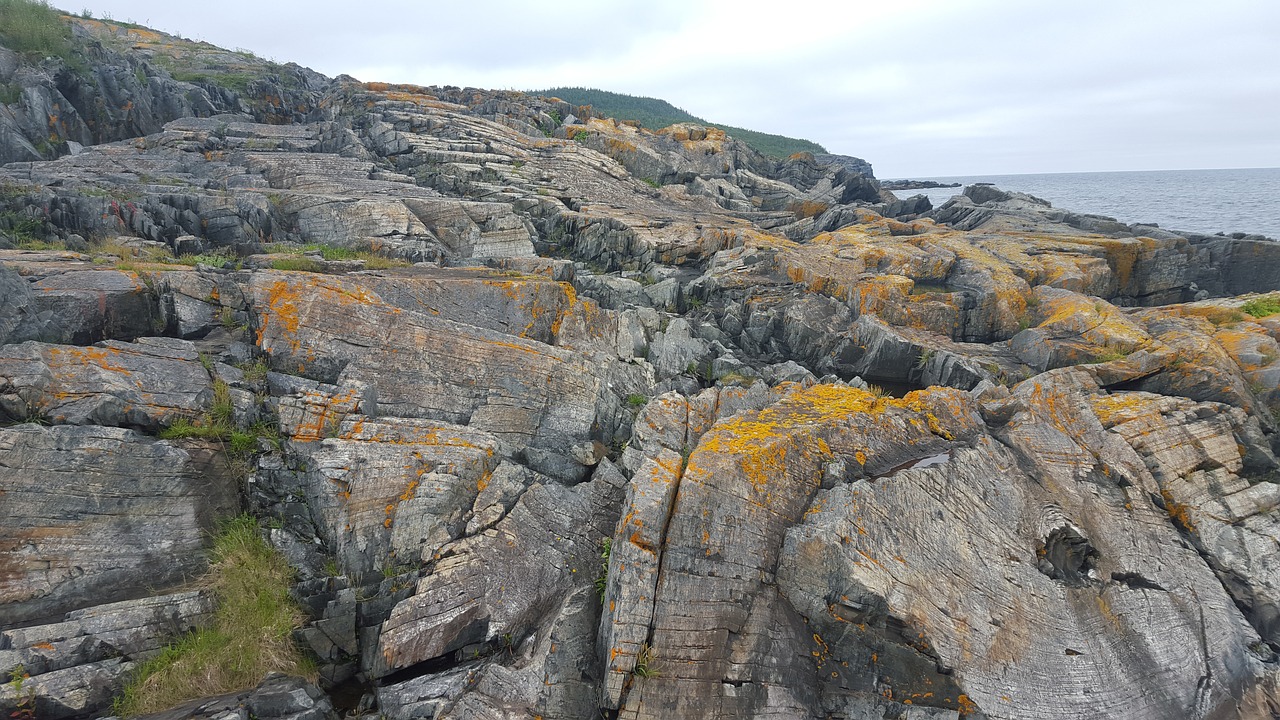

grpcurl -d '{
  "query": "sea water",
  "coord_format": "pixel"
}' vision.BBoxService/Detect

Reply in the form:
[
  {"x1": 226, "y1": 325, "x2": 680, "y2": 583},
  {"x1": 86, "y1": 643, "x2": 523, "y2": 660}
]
[{"x1": 896, "y1": 167, "x2": 1280, "y2": 239}]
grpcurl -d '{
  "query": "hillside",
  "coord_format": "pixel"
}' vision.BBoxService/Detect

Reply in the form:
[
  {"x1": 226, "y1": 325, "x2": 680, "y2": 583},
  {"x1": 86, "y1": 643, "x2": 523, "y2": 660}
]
[
  {"x1": 534, "y1": 86, "x2": 828, "y2": 158},
  {"x1": 2, "y1": 5, "x2": 1280, "y2": 720}
]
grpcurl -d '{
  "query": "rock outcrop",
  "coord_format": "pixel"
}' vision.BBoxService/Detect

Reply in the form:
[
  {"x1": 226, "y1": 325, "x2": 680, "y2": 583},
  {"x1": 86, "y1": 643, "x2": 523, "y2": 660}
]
[{"x1": 2, "y1": 10, "x2": 1280, "y2": 720}]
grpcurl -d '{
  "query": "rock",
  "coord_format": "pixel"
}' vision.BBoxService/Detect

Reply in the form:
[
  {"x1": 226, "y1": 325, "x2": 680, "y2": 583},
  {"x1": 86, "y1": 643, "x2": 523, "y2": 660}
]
[
  {"x1": 0, "y1": 425, "x2": 238, "y2": 625},
  {"x1": 0, "y1": 257, "x2": 161, "y2": 345},
  {"x1": 1093, "y1": 392, "x2": 1280, "y2": 645},
  {"x1": 0, "y1": 658, "x2": 133, "y2": 720},
  {"x1": 127, "y1": 672, "x2": 337, "y2": 720},
  {"x1": 608, "y1": 384, "x2": 985, "y2": 718},
  {"x1": 647, "y1": 318, "x2": 711, "y2": 381},
  {"x1": 244, "y1": 270, "x2": 628, "y2": 460},
  {"x1": 376, "y1": 460, "x2": 627, "y2": 678},
  {"x1": 283, "y1": 416, "x2": 501, "y2": 578},
  {"x1": 1, "y1": 590, "x2": 214, "y2": 677},
  {"x1": 1, "y1": 18, "x2": 1279, "y2": 720},
  {"x1": 0, "y1": 337, "x2": 213, "y2": 430}
]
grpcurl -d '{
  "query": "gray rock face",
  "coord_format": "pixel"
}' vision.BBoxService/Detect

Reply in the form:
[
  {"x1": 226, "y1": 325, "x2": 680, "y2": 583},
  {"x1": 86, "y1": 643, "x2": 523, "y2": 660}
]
[
  {"x1": 127, "y1": 672, "x2": 337, "y2": 720},
  {"x1": 0, "y1": 257, "x2": 161, "y2": 345},
  {"x1": 0, "y1": 590, "x2": 214, "y2": 677},
  {"x1": 0, "y1": 337, "x2": 212, "y2": 429},
  {"x1": 377, "y1": 461, "x2": 627, "y2": 678},
  {"x1": 0, "y1": 424, "x2": 238, "y2": 625},
  {"x1": 242, "y1": 269, "x2": 646, "y2": 473}
]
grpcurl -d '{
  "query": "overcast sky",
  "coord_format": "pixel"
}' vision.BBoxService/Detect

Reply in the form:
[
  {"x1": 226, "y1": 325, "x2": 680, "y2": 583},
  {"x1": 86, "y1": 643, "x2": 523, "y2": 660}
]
[{"x1": 62, "y1": 0, "x2": 1280, "y2": 178}]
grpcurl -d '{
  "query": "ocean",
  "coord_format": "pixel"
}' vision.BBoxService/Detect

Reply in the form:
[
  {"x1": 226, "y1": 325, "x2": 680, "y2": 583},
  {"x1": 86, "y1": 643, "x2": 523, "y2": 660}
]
[{"x1": 895, "y1": 167, "x2": 1280, "y2": 240}]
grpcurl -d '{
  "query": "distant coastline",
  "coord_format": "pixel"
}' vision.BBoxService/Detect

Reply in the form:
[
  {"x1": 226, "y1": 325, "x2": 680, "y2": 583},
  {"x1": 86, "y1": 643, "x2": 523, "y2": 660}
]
[
  {"x1": 880, "y1": 179, "x2": 961, "y2": 191},
  {"x1": 889, "y1": 167, "x2": 1280, "y2": 239}
]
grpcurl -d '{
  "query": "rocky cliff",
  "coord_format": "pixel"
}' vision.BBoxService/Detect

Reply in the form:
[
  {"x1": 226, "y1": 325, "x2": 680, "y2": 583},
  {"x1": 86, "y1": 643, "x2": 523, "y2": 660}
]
[{"x1": 2, "y1": 11, "x2": 1280, "y2": 720}]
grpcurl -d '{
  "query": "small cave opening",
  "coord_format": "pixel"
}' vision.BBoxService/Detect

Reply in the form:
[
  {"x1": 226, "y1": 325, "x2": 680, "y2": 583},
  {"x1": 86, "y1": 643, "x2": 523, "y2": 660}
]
[{"x1": 1036, "y1": 526, "x2": 1099, "y2": 587}]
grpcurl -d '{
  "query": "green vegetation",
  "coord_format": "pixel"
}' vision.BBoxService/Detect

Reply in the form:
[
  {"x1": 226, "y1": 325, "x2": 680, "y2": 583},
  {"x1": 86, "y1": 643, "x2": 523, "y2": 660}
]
[
  {"x1": 262, "y1": 243, "x2": 411, "y2": 271},
  {"x1": 0, "y1": 0, "x2": 73, "y2": 61},
  {"x1": 532, "y1": 87, "x2": 827, "y2": 158},
  {"x1": 0, "y1": 82, "x2": 21, "y2": 104},
  {"x1": 170, "y1": 70, "x2": 254, "y2": 93},
  {"x1": 626, "y1": 393, "x2": 647, "y2": 408},
  {"x1": 1242, "y1": 295, "x2": 1280, "y2": 319},
  {"x1": 0, "y1": 210, "x2": 44, "y2": 245},
  {"x1": 7, "y1": 665, "x2": 36, "y2": 720},
  {"x1": 633, "y1": 642, "x2": 659, "y2": 678},
  {"x1": 159, "y1": 380, "x2": 234, "y2": 441},
  {"x1": 112, "y1": 515, "x2": 315, "y2": 717},
  {"x1": 158, "y1": 380, "x2": 276, "y2": 455},
  {"x1": 1090, "y1": 344, "x2": 1133, "y2": 363},
  {"x1": 237, "y1": 358, "x2": 270, "y2": 385},
  {"x1": 594, "y1": 536, "x2": 612, "y2": 601},
  {"x1": 269, "y1": 256, "x2": 325, "y2": 273}
]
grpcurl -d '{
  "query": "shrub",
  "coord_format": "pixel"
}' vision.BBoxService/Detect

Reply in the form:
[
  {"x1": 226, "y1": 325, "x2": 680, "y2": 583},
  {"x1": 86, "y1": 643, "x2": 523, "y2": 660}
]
[
  {"x1": 112, "y1": 516, "x2": 315, "y2": 716},
  {"x1": 626, "y1": 393, "x2": 647, "y2": 408},
  {"x1": 1242, "y1": 295, "x2": 1280, "y2": 319}
]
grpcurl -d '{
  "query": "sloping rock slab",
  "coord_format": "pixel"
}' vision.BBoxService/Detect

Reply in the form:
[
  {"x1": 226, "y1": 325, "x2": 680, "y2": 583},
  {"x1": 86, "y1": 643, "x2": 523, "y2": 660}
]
[
  {"x1": 0, "y1": 337, "x2": 212, "y2": 429},
  {"x1": 0, "y1": 425, "x2": 237, "y2": 626}
]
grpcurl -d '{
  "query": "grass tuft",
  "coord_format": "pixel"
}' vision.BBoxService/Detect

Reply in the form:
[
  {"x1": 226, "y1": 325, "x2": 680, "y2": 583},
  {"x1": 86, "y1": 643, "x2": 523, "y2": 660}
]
[
  {"x1": 269, "y1": 256, "x2": 325, "y2": 273},
  {"x1": 0, "y1": 0, "x2": 72, "y2": 61},
  {"x1": 112, "y1": 515, "x2": 315, "y2": 717}
]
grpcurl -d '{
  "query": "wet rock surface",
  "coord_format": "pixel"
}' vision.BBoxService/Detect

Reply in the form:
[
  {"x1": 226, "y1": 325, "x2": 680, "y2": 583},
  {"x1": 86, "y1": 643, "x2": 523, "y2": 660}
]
[{"x1": 2, "y1": 12, "x2": 1280, "y2": 720}]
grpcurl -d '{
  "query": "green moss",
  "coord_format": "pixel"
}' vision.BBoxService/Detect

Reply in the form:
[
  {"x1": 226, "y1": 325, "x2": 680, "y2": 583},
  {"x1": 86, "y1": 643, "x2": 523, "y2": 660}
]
[
  {"x1": 0, "y1": 82, "x2": 21, "y2": 105},
  {"x1": 112, "y1": 515, "x2": 315, "y2": 717}
]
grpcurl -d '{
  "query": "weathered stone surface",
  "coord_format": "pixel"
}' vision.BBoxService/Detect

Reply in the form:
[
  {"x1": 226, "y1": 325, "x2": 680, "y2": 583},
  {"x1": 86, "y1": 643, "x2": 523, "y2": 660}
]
[
  {"x1": 377, "y1": 460, "x2": 627, "y2": 678},
  {"x1": 245, "y1": 270, "x2": 635, "y2": 464},
  {"x1": 0, "y1": 591, "x2": 214, "y2": 719},
  {"x1": 0, "y1": 425, "x2": 238, "y2": 626},
  {"x1": 128, "y1": 672, "x2": 337, "y2": 720},
  {"x1": 767, "y1": 373, "x2": 1271, "y2": 720},
  {"x1": 1094, "y1": 392, "x2": 1280, "y2": 646},
  {"x1": 610, "y1": 384, "x2": 985, "y2": 718},
  {"x1": 0, "y1": 337, "x2": 213, "y2": 429},
  {"x1": 0, "y1": 590, "x2": 214, "y2": 677},
  {"x1": 0, "y1": 254, "x2": 161, "y2": 345},
  {"x1": 286, "y1": 416, "x2": 501, "y2": 578},
  {"x1": 2, "y1": 18, "x2": 1280, "y2": 720},
  {"x1": 0, "y1": 658, "x2": 133, "y2": 720},
  {"x1": 273, "y1": 374, "x2": 376, "y2": 442}
]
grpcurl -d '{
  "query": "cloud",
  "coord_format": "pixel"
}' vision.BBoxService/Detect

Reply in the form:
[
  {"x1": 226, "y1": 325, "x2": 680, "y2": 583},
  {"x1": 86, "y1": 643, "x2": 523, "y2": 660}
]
[{"x1": 67, "y1": 0, "x2": 1280, "y2": 177}]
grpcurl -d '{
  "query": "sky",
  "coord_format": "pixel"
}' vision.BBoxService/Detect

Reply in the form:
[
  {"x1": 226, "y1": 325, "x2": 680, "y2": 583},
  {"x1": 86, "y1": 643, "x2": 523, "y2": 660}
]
[{"x1": 60, "y1": 0, "x2": 1280, "y2": 178}]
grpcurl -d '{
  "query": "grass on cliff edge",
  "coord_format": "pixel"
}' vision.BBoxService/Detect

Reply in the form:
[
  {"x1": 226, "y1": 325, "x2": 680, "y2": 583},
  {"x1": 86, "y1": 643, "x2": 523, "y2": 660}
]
[
  {"x1": 113, "y1": 515, "x2": 315, "y2": 717},
  {"x1": 0, "y1": 0, "x2": 73, "y2": 61}
]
